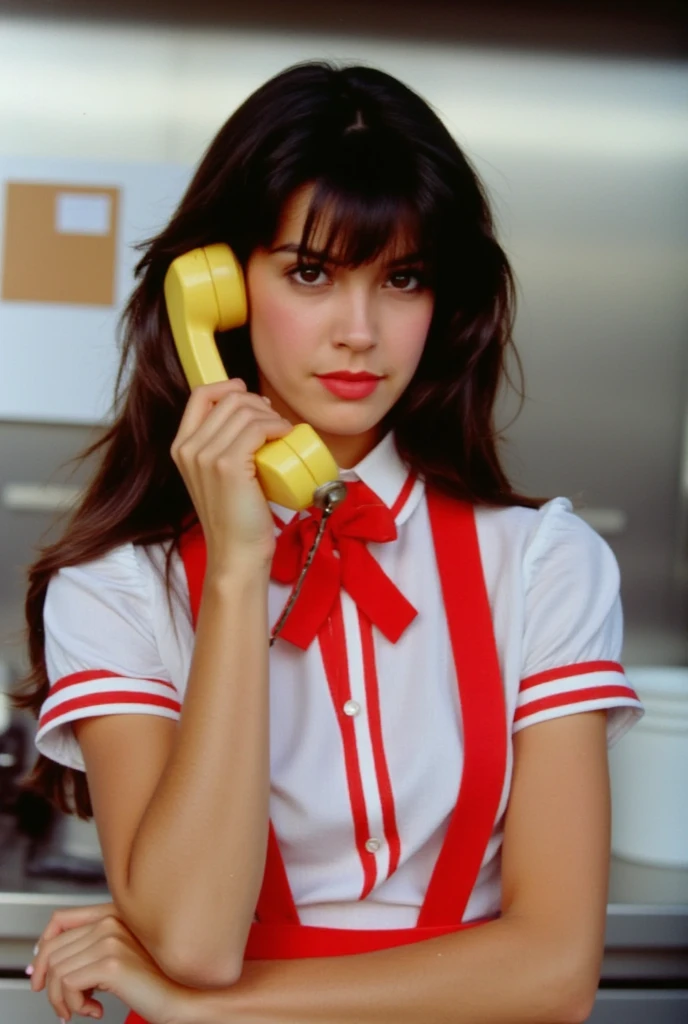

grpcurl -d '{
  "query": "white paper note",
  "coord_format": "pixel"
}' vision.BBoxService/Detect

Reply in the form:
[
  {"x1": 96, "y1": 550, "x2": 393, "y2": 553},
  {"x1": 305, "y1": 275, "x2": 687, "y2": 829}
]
[{"x1": 55, "y1": 192, "x2": 111, "y2": 235}]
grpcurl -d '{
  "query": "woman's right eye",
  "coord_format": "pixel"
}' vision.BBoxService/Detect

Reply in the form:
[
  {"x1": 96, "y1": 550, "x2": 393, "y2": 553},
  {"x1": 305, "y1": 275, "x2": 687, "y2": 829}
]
[{"x1": 288, "y1": 263, "x2": 329, "y2": 286}]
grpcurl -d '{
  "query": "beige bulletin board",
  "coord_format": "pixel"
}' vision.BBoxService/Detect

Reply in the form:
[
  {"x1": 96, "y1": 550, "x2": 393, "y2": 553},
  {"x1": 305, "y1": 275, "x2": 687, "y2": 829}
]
[{"x1": 1, "y1": 181, "x2": 119, "y2": 306}]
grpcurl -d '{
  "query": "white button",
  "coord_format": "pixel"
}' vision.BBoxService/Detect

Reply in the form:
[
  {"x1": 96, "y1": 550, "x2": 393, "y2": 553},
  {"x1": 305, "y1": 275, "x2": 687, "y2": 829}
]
[
  {"x1": 343, "y1": 700, "x2": 361, "y2": 717},
  {"x1": 365, "y1": 838, "x2": 381, "y2": 853}
]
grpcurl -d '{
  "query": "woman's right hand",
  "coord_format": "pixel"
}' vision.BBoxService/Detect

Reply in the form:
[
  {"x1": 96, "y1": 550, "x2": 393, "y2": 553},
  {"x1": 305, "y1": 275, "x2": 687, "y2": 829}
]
[{"x1": 170, "y1": 379, "x2": 293, "y2": 573}]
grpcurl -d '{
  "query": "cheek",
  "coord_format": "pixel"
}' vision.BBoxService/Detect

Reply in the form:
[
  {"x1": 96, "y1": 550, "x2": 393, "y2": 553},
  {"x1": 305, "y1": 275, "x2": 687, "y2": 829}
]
[
  {"x1": 389, "y1": 300, "x2": 433, "y2": 376},
  {"x1": 248, "y1": 281, "x2": 312, "y2": 373}
]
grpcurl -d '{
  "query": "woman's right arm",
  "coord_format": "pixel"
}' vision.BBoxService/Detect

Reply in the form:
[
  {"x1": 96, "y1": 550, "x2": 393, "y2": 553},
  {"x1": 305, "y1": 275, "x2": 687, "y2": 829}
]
[{"x1": 74, "y1": 380, "x2": 293, "y2": 988}]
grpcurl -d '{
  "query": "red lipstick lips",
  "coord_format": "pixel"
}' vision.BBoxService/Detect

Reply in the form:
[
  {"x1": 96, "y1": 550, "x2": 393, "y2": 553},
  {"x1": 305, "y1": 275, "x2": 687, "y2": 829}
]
[{"x1": 316, "y1": 370, "x2": 383, "y2": 400}]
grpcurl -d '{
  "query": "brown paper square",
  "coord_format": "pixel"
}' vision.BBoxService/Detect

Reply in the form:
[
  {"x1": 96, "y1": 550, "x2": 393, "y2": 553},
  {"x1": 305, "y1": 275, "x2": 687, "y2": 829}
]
[{"x1": 1, "y1": 182, "x2": 119, "y2": 305}]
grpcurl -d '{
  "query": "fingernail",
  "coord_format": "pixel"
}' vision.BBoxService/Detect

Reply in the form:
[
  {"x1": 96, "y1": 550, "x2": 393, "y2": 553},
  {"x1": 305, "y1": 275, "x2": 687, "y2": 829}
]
[
  {"x1": 25, "y1": 965, "x2": 34, "y2": 976},
  {"x1": 33, "y1": 943, "x2": 39, "y2": 955},
  {"x1": 262, "y1": 395, "x2": 272, "y2": 404}
]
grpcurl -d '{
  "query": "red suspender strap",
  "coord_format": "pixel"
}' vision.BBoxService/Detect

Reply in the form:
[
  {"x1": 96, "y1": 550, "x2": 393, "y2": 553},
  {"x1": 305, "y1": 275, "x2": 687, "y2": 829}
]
[
  {"x1": 179, "y1": 523, "x2": 205, "y2": 628},
  {"x1": 254, "y1": 822, "x2": 300, "y2": 924},
  {"x1": 417, "y1": 490, "x2": 507, "y2": 928}
]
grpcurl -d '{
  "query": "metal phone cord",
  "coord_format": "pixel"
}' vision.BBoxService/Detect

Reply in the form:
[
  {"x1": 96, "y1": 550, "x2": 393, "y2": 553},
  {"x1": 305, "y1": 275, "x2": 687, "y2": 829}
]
[{"x1": 269, "y1": 480, "x2": 347, "y2": 646}]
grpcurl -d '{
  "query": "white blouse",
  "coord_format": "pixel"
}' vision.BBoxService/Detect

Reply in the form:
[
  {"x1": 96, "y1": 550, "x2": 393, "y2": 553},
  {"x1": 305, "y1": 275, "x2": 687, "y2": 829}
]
[{"x1": 36, "y1": 431, "x2": 643, "y2": 928}]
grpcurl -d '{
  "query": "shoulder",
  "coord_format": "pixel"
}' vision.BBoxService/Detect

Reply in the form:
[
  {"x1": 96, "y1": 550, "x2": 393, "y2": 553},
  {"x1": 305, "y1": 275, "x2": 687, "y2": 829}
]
[
  {"x1": 473, "y1": 497, "x2": 616, "y2": 587},
  {"x1": 46, "y1": 542, "x2": 157, "y2": 607},
  {"x1": 43, "y1": 538, "x2": 190, "y2": 633}
]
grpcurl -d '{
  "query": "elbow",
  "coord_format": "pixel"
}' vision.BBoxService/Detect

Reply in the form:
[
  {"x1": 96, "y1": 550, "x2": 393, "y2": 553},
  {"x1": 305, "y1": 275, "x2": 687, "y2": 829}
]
[
  {"x1": 154, "y1": 937, "x2": 244, "y2": 989},
  {"x1": 557, "y1": 990, "x2": 598, "y2": 1024},
  {"x1": 519, "y1": 924, "x2": 601, "y2": 1024},
  {"x1": 560, "y1": 982, "x2": 599, "y2": 1024},
  {"x1": 552, "y1": 955, "x2": 601, "y2": 1024},
  {"x1": 114, "y1": 889, "x2": 246, "y2": 988}
]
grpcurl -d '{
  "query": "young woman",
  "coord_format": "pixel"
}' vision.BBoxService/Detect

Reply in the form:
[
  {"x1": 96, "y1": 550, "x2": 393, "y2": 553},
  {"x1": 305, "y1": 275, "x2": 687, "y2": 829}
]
[{"x1": 17, "y1": 61, "x2": 643, "y2": 1024}]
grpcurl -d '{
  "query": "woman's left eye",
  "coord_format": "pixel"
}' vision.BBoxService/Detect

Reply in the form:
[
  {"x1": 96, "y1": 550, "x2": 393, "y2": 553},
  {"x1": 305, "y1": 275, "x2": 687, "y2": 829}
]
[{"x1": 387, "y1": 270, "x2": 424, "y2": 292}]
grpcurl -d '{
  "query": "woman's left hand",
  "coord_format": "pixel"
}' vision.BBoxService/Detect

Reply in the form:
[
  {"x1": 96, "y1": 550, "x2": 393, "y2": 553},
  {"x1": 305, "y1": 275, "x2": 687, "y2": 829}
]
[{"x1": 30, "y1": 912, "x2": 193, "y2": 1024}]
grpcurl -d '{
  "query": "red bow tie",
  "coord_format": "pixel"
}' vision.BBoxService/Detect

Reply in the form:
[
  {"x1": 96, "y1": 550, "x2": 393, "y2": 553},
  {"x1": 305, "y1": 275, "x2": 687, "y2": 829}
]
[{"x1": 270, "y1": 481, "x2": 417, "y2": 650}]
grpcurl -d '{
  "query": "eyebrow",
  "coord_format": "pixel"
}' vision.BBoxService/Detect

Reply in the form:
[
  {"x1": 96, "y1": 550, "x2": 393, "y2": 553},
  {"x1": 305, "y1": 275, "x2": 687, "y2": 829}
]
[{"x1": 269, "y1": 243, "x2": 425, "y2": 267}]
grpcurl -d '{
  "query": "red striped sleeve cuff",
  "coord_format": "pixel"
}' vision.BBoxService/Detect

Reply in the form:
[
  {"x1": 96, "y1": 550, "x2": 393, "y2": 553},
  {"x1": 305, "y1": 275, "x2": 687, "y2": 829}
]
[
  {"x1": 514, "y1": 660, "x2": 643, "y2": 735},
  {"x1": 37, "y1": 669, "x2": 181, "y2": 743}
]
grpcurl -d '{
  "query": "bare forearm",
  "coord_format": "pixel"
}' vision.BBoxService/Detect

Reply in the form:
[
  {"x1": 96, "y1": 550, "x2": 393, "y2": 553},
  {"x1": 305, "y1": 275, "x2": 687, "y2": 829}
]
[
  {"x1": 192, "y1": 917, "x2": 596, "y2": 1024},
  {"x1": 121, "y1": 567, "x2": 271, "y2": 982}
]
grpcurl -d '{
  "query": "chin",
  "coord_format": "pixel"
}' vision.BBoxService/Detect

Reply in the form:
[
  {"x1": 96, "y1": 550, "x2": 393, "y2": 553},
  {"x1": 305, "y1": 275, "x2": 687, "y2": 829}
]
[{"x1": 305, "y1": 407, "x2": 390, "y2": 439}]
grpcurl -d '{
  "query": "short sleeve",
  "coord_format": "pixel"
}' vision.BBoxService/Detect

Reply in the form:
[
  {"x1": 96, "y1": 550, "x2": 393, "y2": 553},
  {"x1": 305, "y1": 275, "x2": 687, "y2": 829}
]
[
  {"x1": 36, "y1": 544, "x2": 181, "y2": 772},
  {"x1": 515, "y1": 498, "x2": 644, "y2": 748}
]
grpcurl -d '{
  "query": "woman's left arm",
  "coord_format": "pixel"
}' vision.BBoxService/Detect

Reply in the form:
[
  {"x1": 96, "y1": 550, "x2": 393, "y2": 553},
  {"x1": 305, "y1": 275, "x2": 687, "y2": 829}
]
[
  {"x1": 193, "y1": 709, "x2": 610, "y2": 1024},
  {"x1": 36, "y1": 710, "x2": 609, "y2": 1024}
]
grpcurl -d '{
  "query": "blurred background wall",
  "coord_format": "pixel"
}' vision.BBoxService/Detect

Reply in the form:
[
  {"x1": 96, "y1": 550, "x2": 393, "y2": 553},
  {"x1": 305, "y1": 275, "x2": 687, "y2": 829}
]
[{"x1": 0, "y1": 0, "x2": 686, "y2": 681}]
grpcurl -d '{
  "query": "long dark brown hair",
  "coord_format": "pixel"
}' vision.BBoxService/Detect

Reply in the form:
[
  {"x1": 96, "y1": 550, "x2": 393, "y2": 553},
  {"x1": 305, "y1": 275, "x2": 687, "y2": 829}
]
[{"x1": 14, "y1": 60, "x2": 543, "y2": 817}]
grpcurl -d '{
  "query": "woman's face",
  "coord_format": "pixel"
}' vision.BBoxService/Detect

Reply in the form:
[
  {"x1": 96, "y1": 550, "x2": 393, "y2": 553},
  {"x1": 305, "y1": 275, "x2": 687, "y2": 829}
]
[{"x1": 245, "y1": 185, "x2": 434, "y2": 467}]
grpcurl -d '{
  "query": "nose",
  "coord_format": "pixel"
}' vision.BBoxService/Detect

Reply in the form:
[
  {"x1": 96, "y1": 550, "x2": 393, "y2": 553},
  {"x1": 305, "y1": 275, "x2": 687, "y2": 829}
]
[{"x1": 332, "y1": 284, "x2": 377, "y2": 351}]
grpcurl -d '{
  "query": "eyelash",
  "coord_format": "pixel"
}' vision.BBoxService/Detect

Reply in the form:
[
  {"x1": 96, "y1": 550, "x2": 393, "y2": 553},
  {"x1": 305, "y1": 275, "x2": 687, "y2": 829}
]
[{"x1": 286, "y1": 263, "x2": 427, "y2": 293}]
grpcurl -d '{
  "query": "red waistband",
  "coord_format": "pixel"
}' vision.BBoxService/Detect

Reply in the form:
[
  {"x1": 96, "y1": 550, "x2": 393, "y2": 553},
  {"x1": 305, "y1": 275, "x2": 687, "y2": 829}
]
[{"x1": 244, "y1": 916, "x2": 492, "y2": 959}]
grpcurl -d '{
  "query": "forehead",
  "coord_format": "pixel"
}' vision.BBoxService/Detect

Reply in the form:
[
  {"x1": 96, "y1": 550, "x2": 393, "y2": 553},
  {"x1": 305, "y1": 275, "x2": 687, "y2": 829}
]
[
  {"x1": 273, "y1": 183, "x2": 419, "y2": 264},
  {"x1": 274, "y1": 183, "x2": 315, "y2": 239}
]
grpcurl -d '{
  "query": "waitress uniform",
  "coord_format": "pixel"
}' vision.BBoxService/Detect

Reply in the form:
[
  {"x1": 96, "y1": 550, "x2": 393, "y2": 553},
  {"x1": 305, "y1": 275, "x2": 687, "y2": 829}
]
[{"x1": 35, "y1": 431, "x2": 643, "y2": 1023}]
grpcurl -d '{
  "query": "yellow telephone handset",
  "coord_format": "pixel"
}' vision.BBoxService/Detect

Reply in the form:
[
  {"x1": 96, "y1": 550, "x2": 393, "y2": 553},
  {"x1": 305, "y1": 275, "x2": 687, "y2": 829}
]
[{"x1": 164, "y1": 244, "x2": 341, "y2": 511}]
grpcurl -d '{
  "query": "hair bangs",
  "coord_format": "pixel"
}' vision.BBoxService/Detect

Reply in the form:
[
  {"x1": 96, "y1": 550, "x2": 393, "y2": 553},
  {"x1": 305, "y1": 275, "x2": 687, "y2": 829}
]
[
  {"x1": 297, "y1": 184, "x2": 428, "y2": 269},
  {"x1": 291, "y1": 116, "x2": 441, "y2": 268}
]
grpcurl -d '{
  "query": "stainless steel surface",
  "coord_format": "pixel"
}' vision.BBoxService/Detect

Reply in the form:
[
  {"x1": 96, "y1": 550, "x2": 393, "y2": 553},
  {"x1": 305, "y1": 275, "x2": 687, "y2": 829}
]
[
  {"x1": 1, "y1": 420, "x2": 102, "y2": 675},
  {"x1": 589, "y1": 992, "x2": 688, "y2": 1024},
  {"x1": 483, "y1": 146, "x2": 688, "y2": 666},
  {"x1": 0, "y1": 892, "x2": 111, "y2": 940},
  {"x1": 605, "y1": 905, "x2": 688, "y2": 950}
]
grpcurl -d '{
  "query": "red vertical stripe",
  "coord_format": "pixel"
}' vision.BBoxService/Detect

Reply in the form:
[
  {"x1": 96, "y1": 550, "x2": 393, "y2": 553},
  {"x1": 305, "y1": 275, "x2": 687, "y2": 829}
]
[
  {"x1": 319, "y1": 598, "x2": 378, "y2": 900},
  {"x1": 358, "y1": 610, "x2": 401, "y2": 878}
]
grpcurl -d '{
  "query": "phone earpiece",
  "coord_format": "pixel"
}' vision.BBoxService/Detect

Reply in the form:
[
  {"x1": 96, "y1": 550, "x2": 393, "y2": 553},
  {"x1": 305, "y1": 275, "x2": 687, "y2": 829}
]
[
  {"x1": 203, "y1": 244, "x2": 248, "y2": 332},
  {"x1": 164, "y1": 245, "x2": 246, "y2": 388}
]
